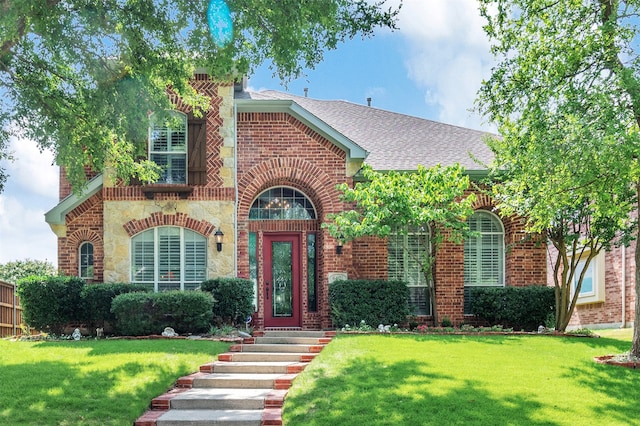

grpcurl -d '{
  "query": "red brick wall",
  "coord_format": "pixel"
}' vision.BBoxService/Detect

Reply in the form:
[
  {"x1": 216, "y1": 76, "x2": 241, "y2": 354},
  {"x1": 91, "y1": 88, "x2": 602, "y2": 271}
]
[{"x1": 57, "y1": 193, "x2": 104, "y2": 282}]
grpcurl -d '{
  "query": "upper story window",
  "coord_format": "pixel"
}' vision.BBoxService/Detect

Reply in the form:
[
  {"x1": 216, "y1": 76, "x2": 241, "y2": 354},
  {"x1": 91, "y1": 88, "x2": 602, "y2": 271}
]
[
  {"x1": 249, "y1": 187, "x2": 316, "y2": 220},
  {"x1": 131, "y1": 226, "x2": 207, "y2": 292},
  {"x1": 388, "y1": 227, "x2": 430, "y2": 315},
  {"x1": 149, "y1": 111, "x2": 188, "y2": 184},
  {"x1": 464, "y1": 211, "x2": 505, "y2": 287},
  {"x1": 79, "y1": 242, "x2": 94, "y2": 280}
]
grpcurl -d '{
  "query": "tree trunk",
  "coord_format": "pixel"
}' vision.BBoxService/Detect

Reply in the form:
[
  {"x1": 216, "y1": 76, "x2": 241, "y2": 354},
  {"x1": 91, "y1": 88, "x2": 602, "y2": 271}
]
[{"x1": 631, "y1": 184, "x2": 640, "y2": 357}]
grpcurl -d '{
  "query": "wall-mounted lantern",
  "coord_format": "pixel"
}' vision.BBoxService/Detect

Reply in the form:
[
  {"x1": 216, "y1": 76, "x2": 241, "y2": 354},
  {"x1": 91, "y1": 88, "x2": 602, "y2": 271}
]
[
  {"x1": 214, "y1": 228, "x2": 224, "y2": 252},
  {"x1": 336, "y1": 235, "x2": 344, "y2": 255}
]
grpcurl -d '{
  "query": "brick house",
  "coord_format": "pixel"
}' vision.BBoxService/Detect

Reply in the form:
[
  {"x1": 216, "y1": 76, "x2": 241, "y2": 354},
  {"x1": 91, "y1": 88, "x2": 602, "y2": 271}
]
[{"x1": 46, "y1": 76, "x2": 548, "y2": 330}]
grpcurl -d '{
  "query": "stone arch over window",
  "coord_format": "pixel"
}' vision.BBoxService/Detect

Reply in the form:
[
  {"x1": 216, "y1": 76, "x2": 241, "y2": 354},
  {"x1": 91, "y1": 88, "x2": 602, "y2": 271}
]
[
  {"x1": 237, "y1": 158, "x2": 339, "y2": 220},
  {"x1": 123, "y1": 212, "x2": 215, "y2": 237},
  {"x1": 66, "y1": 230, "x2": 103, "y2": 281}
]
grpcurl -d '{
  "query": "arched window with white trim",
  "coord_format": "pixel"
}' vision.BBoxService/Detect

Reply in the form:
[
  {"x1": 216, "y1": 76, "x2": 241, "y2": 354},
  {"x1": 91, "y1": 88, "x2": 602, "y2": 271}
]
[
  {"x1": 464, "y1": 211, "x2": 505, "y2": 313},
  {"x1": 131, "y1": 227, "x2": 207, "y2": 291},
  {"x1": 79, "y1": 242, "x2": 94, "y2": 280}
]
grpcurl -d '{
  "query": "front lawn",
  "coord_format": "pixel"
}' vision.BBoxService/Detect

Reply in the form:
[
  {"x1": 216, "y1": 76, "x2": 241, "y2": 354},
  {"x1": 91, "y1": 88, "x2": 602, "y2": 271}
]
[
  {"x1": 283, "y1": 332, "x2": 639, "y2": 425},
  {"x1": 0, "y1": 338, "x2": 229, "y2": 425}
]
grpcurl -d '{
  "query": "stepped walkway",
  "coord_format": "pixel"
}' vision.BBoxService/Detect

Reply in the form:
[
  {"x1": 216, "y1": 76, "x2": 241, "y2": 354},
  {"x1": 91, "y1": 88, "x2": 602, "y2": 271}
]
[{"x1": 135, "y1": 330, "x2": 335, "y2": 426}]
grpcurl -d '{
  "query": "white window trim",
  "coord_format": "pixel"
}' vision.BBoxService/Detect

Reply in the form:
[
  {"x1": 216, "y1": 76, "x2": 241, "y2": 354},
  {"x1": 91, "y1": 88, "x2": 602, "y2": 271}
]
[
  {"x1": 79, "y1": 241, "x2": 94, "y2": 280},
  {"x1": 464, "y1": 210, "x2": 505, "y2": 287},
  {"x1": 130, "y1": 226, "x2": 207, "y2": 291},
  {"x1": 149, "y1": 111, "x2": 188, "y2": 184},
  {"x1": 571, "y1": 251, "x2": 605, "y2": 304}
]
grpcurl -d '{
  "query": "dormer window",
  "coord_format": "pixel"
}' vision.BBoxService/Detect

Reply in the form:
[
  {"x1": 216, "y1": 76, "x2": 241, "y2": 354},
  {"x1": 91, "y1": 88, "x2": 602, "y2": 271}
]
[{"x1": 149, "y1": 111, "x2": 188, "y2": 184}]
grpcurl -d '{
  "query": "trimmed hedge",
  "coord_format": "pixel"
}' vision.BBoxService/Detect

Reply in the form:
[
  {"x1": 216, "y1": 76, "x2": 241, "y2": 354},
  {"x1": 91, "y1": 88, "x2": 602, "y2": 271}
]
[
  {"x1": 16, "y1": 275, "x2": 85, "y2": 334},
  {"x1": 469, "y1": 285, "x2": 555, "y2": 331},
  {"x1": 80, "y1": 283, "x2": 150, "y2": 328},
  {"x1": 110, "y1": 290, "x2": 214, "y2": 336},
  {"x1": 200, "y1": 278, "x2": 254, "y2": 325},
  {"x1": 329, "y1": 279, "x2": 410, "y2": 328}
]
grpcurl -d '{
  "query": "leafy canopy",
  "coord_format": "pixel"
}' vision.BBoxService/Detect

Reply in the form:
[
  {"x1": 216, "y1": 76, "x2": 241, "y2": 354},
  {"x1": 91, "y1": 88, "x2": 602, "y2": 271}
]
[
  {"x1": 0, "y1": 0, "x2": 400, "y2": 192},
  {"x1": 475, "y1": 0, "x2": 640, "y2": 333}
]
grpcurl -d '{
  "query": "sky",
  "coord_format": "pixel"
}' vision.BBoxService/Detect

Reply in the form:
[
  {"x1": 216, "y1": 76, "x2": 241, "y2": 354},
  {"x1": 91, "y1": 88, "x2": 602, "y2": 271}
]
[{"x1": 0, "y1": 0, "x2": 495, "y2": 267}]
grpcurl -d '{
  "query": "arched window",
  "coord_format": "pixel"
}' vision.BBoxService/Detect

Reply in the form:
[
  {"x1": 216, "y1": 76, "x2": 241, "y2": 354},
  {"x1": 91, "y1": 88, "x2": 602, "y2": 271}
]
[
  {"x1": 131, "y1": 227, "x2": 207, "y2": 291},
  {"x1": 249, "y1": 187, "x2": 316, "y2": 220},
  {"x1": 464, "y1": 211, "x2": 505, "y2": 313},
  {"x1": 79, "y1": 242, "x2": 94, "y2": 280},
  {"x1": 149, "y1": 111, "x2": 188, "y2": 184}
]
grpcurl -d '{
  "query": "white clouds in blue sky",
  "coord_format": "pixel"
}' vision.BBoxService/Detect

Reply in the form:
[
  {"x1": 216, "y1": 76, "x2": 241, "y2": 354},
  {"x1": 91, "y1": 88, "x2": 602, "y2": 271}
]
[{"x1": 0, "y1": 0, "x2": 493, "y2": 266}]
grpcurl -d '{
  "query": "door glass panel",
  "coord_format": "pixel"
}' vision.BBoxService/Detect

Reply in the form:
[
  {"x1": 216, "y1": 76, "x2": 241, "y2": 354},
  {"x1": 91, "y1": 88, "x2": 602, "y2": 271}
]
[{"x1": 272, "y1": 241, "x2": 293, "y2": 317}]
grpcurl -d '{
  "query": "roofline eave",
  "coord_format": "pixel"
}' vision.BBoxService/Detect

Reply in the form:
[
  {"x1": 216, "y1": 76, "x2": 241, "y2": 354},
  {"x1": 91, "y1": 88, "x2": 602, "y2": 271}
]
[{"x1": 45, "y1": 174, "x2": 104, "y2": 226}]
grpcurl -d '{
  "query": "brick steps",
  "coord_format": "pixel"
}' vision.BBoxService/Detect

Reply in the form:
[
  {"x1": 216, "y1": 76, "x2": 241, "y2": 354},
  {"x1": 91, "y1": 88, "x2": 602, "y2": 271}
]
[{"x1": 134, "y1": 330, "x2": 333, "y2": 426}]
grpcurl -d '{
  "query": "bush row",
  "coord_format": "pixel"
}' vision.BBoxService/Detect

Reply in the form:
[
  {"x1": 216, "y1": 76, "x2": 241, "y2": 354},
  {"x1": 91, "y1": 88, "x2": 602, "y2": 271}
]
[
  {"x1": 469, "y1": 285, "x2": 555, "y2": 331},
  {"x1": 16, "y1": 276, "x2": 254, "y2": 336},
  {"x1": 329, "y1": 279, "x2": 410, "y2": 327}
]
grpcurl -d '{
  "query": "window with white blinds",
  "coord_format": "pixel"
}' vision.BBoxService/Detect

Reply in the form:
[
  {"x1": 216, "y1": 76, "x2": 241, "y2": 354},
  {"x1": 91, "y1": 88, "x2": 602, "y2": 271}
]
[
  {"x1": 149, "y1": 111, "x2": 188, "y2": 184},
  {"x1": 464, "y1": 211, "x2": 504, "y2": 287},
  {"x1": 388, "y1": 227, "x2": 430, "y2": 315},
  {"x1": 131, "y1": 227, "x2": 207, "y2": 291}
]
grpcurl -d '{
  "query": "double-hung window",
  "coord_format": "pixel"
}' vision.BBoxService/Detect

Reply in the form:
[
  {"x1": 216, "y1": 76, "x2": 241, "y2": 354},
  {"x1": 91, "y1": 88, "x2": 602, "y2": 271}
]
[
  {"x1": 464, "y1": 211, "x2": 505, "y2": 313},
  {"x1": 149, "y1": 112, "x2": 187, "y2": 184},
  {"x1": 131, "y1": 227, "x2": 207, "y2": 291},
  {"x1": 571, "y1": 252, "x2": 605, "y2": 304},
  {"x1": 79, "y1": 242, "x2": 94, "y2": 280},
  {"x1": 388, "y1": 227, "x2": 430, "y2": 315}
]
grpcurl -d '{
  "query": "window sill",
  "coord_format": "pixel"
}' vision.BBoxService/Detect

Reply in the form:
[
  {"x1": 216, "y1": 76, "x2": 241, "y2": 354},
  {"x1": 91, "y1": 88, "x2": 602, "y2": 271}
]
[{"x1": 141, "y1": 184, "x2": 193, "y2": 199}]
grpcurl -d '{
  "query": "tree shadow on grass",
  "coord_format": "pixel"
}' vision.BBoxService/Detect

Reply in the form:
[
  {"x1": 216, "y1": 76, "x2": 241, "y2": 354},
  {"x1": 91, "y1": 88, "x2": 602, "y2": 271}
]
[{"x1": 284, "y1": 357, "x2": 558, "y2": 426}]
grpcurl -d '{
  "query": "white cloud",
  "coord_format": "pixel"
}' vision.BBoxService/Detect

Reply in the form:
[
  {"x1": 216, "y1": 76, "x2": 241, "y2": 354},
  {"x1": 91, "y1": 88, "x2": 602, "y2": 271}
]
[
  {"x1": 5, "y1": 136, "x2": 58, "y2": 198},
  {"x1": 395, "y1": 0, "x2": 496, "y2": 130},
  {"x1": 0, "y1": 193, "x2": 57, "y2": 265}
]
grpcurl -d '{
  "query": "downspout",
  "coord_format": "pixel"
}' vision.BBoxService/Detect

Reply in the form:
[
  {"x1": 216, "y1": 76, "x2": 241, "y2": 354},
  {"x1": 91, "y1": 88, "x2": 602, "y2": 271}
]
[
  {"x1": 622, "y1": 245, "x2": 626, "y2": 328},
  {"x1": 233, "y1": 100, "x2": 239, "y2": 276}
]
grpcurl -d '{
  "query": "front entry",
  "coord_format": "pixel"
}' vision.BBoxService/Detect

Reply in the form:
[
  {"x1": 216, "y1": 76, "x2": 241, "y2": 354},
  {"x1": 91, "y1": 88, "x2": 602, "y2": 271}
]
[{"x1": 263, "y1": 233, "x2": 301, "y2": 327}]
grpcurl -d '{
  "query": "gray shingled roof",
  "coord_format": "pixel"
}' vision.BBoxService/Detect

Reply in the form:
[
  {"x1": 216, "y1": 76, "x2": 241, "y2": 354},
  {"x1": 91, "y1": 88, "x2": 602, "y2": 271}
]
[{"x1": 243, "y1": 90, "x2": 495, "y2": 172}]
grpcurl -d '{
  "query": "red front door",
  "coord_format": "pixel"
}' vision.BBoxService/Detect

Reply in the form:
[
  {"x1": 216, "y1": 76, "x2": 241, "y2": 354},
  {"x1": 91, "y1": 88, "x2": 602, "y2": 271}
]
[{"x1": 263, "y1": 234, "x2": 301, "y2": 327}]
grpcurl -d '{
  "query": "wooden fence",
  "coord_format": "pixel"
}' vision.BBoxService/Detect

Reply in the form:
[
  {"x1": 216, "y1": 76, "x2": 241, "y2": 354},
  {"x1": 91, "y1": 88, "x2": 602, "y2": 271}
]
[{"x1": 0, "y1": 280, "x2": 24, "y2": 337}]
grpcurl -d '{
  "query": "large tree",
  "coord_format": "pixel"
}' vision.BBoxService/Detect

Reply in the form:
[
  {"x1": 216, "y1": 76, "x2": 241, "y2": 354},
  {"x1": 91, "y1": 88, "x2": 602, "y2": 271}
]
[
  {"x1": 475, "y1": 0, "x2": 640, "y2": 353},
  {"x1": 0, "y1": 0, "x2": 400, "y2": 191},
  {"x1": 324, "y1": 164, "x2": 476, "y2": 325}
]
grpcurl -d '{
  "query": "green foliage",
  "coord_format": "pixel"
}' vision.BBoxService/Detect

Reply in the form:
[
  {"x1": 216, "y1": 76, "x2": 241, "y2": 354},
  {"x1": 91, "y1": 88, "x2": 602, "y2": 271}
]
[
  {"x1": 0, "y1": 259, "x2": 56, "y2": 284},
  {"x1": 110, "y1": 290, "x2": 213, "y2": 336},
  {"x1": 469, "y1": 286, "x2": 555, "y2": 332},
  {"x1": 324, "y1": 163, "x2": 476, "y2": 323},
  {"x1": 16, "y1": 276, "x2": 84, "y2": 334},
  {"x1": 0, "y1": 1, "x2": 400, "y2": 192},
  {"x1": 329, "y1": 279, "x2": 410, "y2": 328},
  {"x1": 80, "y1": 283, "x2": 150, "y2": 328},
  {"x1": 475, "y1": 1, "x2": 640, "y2": 339},
  {"x1": 200, "y1": 278, "x2": 254, "y2": 325}
]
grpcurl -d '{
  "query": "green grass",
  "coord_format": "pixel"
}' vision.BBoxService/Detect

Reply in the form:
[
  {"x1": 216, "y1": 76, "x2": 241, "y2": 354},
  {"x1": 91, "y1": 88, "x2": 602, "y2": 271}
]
[
  {"x1": 0, "y1": 338, "x2": 230, "y2": 425},
  {"x1": 283, "y1": 332, "x2": 640, "y2": 426}
]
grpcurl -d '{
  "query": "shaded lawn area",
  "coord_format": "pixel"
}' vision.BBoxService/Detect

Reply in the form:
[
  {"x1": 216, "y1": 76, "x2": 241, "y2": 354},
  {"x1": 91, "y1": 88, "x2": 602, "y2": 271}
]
[
  {"x1": 284, "y1": 333, "x2": 640, "y2": 426},
  {"x1": 0, "y1": 338, "x2": 230, "y2": 425}
]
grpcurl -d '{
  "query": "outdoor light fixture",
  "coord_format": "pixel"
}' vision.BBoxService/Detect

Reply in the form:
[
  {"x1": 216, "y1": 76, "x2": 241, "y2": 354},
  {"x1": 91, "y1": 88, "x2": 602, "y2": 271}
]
[
  {"x1": 214, "y1": 228, "x2": 224, "y2": 252},
  {"x1": 336, "y1": 235, "x2": 344, "y2": 255}
]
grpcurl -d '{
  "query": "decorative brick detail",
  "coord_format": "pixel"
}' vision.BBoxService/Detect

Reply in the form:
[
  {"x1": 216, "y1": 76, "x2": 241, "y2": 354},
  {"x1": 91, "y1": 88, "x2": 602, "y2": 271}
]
[{"x1": 122, "y1": 212, "x2": 216, "y2": 237}]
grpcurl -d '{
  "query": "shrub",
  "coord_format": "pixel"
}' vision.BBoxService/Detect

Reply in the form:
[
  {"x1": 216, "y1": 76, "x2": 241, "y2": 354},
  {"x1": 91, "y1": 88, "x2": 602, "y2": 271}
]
[
  {"x1": 80, "y1": 283, "x2": 150, "y2": 328},
  {"x1": 16, "y1": 275, "x2": 84, "y2": 334},
  {"x1": 111, "y1": 291, "x2": 214, "y2": 336},
  {"x1": 200, "y1": 278, "x2": 254, "y2": 325},
  {"x1": 329, "y1": 279, "x2": 410, "y2": 328},
  {"x1": 469, "y1": 285, "x2": 555, "y2": 331}
]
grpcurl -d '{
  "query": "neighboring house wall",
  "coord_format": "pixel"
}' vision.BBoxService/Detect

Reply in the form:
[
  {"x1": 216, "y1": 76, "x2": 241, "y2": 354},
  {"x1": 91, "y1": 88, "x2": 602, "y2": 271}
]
[{"x1": 566, "y1": 243, "x2": 636, "y2": 329}]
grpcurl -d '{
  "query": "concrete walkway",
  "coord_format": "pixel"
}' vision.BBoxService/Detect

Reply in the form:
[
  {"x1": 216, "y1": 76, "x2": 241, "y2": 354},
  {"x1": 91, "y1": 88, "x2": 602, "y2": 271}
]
[{"x1": 134, "y1": 330, "x2": 335, "y2": 426}]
